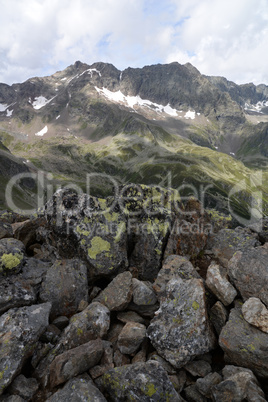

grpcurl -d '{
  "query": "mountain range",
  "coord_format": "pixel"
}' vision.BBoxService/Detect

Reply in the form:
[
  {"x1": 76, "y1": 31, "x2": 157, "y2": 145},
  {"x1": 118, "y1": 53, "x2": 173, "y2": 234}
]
[{"x1": 1, "y1": 60, "x2": 268, "y2": 220}]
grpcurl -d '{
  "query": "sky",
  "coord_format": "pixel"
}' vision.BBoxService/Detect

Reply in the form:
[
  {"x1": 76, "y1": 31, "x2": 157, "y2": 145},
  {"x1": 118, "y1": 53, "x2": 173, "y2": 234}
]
[{"x1": 0, "y1": 0, "x2": 267, "y2": 86}]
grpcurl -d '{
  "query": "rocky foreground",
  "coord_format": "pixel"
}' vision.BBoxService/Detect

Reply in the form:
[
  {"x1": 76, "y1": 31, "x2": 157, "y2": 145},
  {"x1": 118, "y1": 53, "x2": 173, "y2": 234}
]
[{"x1": 0, "y1": 185, "x2": 267, "y2": 401}]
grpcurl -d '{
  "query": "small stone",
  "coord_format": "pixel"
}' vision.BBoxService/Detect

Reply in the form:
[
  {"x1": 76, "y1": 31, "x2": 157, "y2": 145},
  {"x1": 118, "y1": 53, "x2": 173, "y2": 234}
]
[
  {"x1": 49, "y1": 338, "x2": 103, "y2": 388},
  {"x1": 94, "y1": 271, "x2": 133, "y2": 311},
  {"x1": 7, "y1": 374, "x2": 38, "y2": 400},
  {"x1": 132, "y1": 278, "x2": 157, "y2": 305},
  {"x1": 106, "y1": 322, "x2": 124, "y2": 347},
  {"x1": 77, "y1": 299, "x2": 89, "y2": 312},
  {"x1": 206, "y1": 263, "x2": 237, "y2": 306},
  {"x1": 117, "y1": 322, "x2": 147, "y2": 355},
  {"x1": 40, "y1": 324, "x2": 61, "y2": 344},
  {"x1": 52, "y1": 316, "x2": 69, "y2": 331},
  {"x1": 184, "y1": 384, "x2": 207, "y2": 402},
  {"x1": 210, "y1": 301, "x2": 228, "y2": 335},
  {"x1": 196, "y1": 372, "x2": 222, "y2": 397},
  {"x1": 242, "y1": 297, "x2": 268, "y2": 333},
  {"x1": 184, "y1": 360, "x2": 212, "y2": 378},
  {"x1": 117, "y1": 311, "x2": 147, "y2": 325},
  {"x1": 113, "y1": 349, "x2": 131, "y2": 367}
]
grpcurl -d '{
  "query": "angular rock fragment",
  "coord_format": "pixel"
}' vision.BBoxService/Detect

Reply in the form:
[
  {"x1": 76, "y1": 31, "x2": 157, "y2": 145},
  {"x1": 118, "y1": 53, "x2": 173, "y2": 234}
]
[
  {"x1": 117, "y1": 322, "x2": 147, "y2": 355},
  {"x1": 206, "y1": 226, "x2": 260, "y2": 267},
  {"x1": 7, "y1": 374, "x2": 38, "y2": 400},
  {"x1": 0, "y1": 276, "x2": 36, "y2": 314},
  {"x1": 0, "y1": 303, "x2": 51, "y2": 394},
  {"x1": 39, "y1": 259, "x2": 88, "y2": 319},
  {"x1": 147, "y1": 277, "x2": 216, "y2": 368},
  {"x1": 94, "y1": 271, "x2": 132, "y2": 311},
  {"x1": 242, "y1": 297, "x2": 268, "y2": 333},
  {"x1": 219, "y1": 305, "x2": 268, "y2": 378},
  {"x1": 196, "y1": 372, "x2": 222, "y2": 398},
  {"x1": 228, "y1": 246, "x2": 268, "y2": 305},
  {"x1": 0, "y1": 222, "x2": 13, "y2": 240},
  {"x1": 206, "y1": 263, "x2": 237, "y2": 306},
  {"x1": 49, "y1": 338, "x2": 103, "y2": 388},
  {"x1": 47, "y1": 374, "x2": 107, "y2": 401},
  {"x1": 132, "y1": 278, "x2": 157, "y2": 306},
  {"x1": 100, "y1": 361, "x2": 182, "y2": 401},
  {"x1": 153, "y1": 255, "x2": 200, "y2": 301},
  {"x1": 184, "y1": 360, "x2": 212, "y2": 378},
  {"x1": 209, "y1": 301, "x2": 228, "y2": 335}
]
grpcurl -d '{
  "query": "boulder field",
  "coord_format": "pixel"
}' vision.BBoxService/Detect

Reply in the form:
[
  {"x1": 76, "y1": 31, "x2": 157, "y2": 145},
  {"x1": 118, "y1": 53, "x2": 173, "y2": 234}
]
[{"x1": 0, "y1": 185, "x2": 267, "y2": 401}]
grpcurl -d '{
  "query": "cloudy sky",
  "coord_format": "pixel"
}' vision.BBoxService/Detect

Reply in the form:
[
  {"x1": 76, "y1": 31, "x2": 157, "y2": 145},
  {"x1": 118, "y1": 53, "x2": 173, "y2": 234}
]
[{"x1": 0, "y1": 0, "x2": 267, "y2": 85}]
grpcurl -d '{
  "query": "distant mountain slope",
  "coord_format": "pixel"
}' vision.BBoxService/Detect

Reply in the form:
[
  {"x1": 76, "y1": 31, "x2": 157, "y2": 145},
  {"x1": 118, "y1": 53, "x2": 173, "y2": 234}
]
[{"x1": 0, "y1": 61, "x2": 268, "y2": 219}]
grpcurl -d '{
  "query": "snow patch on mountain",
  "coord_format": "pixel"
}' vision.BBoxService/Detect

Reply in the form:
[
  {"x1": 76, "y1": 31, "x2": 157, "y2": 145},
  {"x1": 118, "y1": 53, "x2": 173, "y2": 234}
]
[
  {"x1": 244, "y1": 100, "x2": 268, "y2": 113},
  {"x1": 35, "y1": 126, "x2": 48, "y2": 136},
  {"x1": 6, "y1": 109, "x2": 13, "y2": 117},
  {"x1": 95, "y1": 87, "x2": 178, "y2": 116},
  {"x1": 0, "y1": 103, "x2": 8, "y2": 112},
  {"x1": 32, "y1": 96, "x2": 56, "y2": 110},
  {"x1": 184, "y1": 110, "x2": 196, "y2": 119}
]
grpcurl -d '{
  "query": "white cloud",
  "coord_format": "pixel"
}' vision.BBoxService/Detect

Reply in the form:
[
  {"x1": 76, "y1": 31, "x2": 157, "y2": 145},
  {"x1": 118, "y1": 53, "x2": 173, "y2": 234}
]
[{"x1": 0, "y1": 0, "x2": 267, "y2": 85}]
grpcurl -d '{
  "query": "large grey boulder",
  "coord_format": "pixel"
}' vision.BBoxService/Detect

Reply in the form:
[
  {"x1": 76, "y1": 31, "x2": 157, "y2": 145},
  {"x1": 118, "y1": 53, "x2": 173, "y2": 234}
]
[
  {"x1": 39, "y1": 259, "x2": 88, "y2": 319},
  {"x1": 0, "y1": 303, "x2": 51, "y2": 394},
  {"x1": 219, "y1": 304, "x2": 268, "y2": 378},
  {"x1": 43, "y1": 189, "x2": 128, "y2": 279},
  {"x1": 100, "y1": 361, "x2": 183, "y2": 401},
  {"x1": 228, "y1": 245, "x2": 268, "y2": 306},
  {"x1": 147, "y1": 277, "x2": 216, "y2": 368}
]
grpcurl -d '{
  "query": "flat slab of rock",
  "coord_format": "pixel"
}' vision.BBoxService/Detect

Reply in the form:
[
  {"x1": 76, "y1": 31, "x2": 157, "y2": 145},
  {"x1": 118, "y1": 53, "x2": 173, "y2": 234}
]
[
  {"x1": 0, "y1": 303, "x2": 51, "y2": 394},
  {"x1": 94, "y1": 271, "x2": 132, "y2": 311},
  {"x1": 147, "y1": 277, "x2": 216, "y2": 368},
  {"x1": 228, "y1": 246, "x2": 268, "y2": 305},
  {"x1": 39, "y1": 259, "x2": 88, "y2": 319},
  {"x1": 206, "y1": 263, "x2": 237, "y2": 306},
  {"x1": 219, "y1": 305, "x2": 268, "y2": 378},
  {"x1": 242, "y1": 297, "x2": 268, "y2": 333},
  {"x1": 100, "y1": 361, "x2": 182, "y2": 401},
  {"x1": 49, "y1": 339, "x2": 103, "y2": 388},
  {"x1": 47, "y1": 374, "x2": 107, "y2": 401}
]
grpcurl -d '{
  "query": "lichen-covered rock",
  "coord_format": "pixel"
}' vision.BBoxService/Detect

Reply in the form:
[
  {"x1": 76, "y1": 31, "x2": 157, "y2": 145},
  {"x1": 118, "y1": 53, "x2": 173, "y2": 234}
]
[
  {"x1": 58, "y1": 302, "x2": 110, "y2": 350},
  {"x1": 147, "y1": 278, "x2": 216, "y2": 369},
  {"x1": 219, "y1": 304, "x2": 268, "y2": 378},
  {"x1": 49, "y1": 339, "x2": 103, "y2": 388},
  {"x1": 132, "y1": 278, "x2": 157, "y2": 306},
  {"x1": 153, "y1": 255, "x2": 200, "y2": 301},
  {"x1": 100, "y1": 360, "x2": 183, "y2": 401},
  {"x1": 43, "y1": 189, "x2": 128, "y2": 278},
  {"x1": 228, "y1": 246, "x2": 268, "y2": 305},
  {"x1": 206, "y1": 226, "x2": 260, "y2": 267},
  {"x1": 205, "y1": 263, "x2": 237, "y2": 306},
  {"x1": 7, "y1": 374, "x2": 38, "y2": 401},
  {"x1": 0, "y1": 303, "x2": 51, "y2": 394},
  {"x1": 0, "y1": 276, "x2": 36, "y2": 315},
  {"x1": 0, "y1": 239, "x2": 25, "y2": 275},
  {"x1": 39, "y1": 259, "x2": 88, "y2": 320},
  {"x1": 242, "y1": 297, "x2": 268, "y2": 333},
  {"x1": 117, "y1": 322, "x2": 147, "y2": 355},
  {"x1": 94, "y1": 271, "x2": 132, "y2": 311},
  {"x1": 211, "y1": 370, "x2": 266, "y2": 402},
  {"x1": 47, "y1": 374, "x2": 107, "y2": 402}
]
